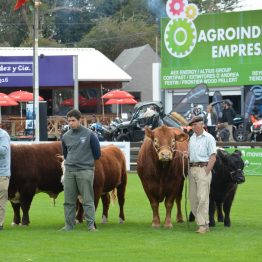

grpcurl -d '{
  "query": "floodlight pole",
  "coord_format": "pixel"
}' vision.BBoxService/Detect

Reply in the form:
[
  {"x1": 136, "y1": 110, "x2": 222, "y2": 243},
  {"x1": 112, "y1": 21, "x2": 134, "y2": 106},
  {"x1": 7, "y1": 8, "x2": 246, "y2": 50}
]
[{"x1": 33, "y1": 0, "x2": 41, "y2": 142}]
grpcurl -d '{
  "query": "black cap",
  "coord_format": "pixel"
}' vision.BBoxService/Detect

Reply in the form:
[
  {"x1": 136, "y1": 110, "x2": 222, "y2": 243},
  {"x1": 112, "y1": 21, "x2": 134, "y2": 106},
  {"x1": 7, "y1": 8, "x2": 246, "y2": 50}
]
[{"x1": 189, "y1": 116, "x2": 204, "y2": 126}]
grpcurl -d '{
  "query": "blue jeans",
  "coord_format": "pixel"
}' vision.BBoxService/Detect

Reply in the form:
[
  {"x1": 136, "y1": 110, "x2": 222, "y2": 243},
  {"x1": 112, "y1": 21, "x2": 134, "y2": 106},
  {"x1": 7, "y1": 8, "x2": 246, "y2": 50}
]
[{"x1": 64, "y1": 169, "x2": 95, "y2": 230}]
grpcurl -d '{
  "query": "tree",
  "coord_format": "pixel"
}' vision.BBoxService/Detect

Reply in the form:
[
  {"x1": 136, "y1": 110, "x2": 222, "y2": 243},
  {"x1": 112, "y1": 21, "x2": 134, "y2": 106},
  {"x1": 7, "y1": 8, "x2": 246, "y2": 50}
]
[
  {"x1": 191, "y1": 0, "x2": 241, "y2": 13},
  {"x1": 20, "y1": 36, "x2": 65, "y2": 47},
  {"x1": 78, "y1": 16, "x2": 158, "y2": 59},
  {"x1": 0, "y1": 1, "x2": 29, "y2": 46},
  {"x1": 0, "y1": 0, "x2": 242, "y2": 48}
]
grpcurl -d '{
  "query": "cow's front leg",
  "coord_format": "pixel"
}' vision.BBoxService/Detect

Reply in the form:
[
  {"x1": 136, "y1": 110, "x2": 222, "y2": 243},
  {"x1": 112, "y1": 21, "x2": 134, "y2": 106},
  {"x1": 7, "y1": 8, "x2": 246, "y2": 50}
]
[
  {"x1": 223, "y1": 200, "x2": 233, "y2": 227},
  {"x1": 164, "y1": 198, "x2": 174, "y2": 228},
  {"x1": 20, "y1": 194, "x2": 34, "y2": 226},
  {"x1": 175, "y1": 196, "x2": 183, "y2": 223},
  {"x1": 150, "y1": 200, "x2": 160, "y2": 228},
  {"x1": 216, "y1": 202, "x2": 224, "y2": 222},
  {"x1": 21, "y1": 200, "x2": 32, "y2": 226},
  {"x1": 11, "y1": 202, "x2": 21, "y2": 225},
  {"x1": 209, "y1": 199, "x2": 216, "y2": 227}
]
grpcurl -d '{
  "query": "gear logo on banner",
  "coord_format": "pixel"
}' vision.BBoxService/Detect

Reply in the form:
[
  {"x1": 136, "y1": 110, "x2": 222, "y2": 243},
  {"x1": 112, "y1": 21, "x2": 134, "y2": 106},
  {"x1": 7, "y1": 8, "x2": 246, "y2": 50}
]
[{"x1": 165, "y1": 0, "x2": 199, "y2": 58}]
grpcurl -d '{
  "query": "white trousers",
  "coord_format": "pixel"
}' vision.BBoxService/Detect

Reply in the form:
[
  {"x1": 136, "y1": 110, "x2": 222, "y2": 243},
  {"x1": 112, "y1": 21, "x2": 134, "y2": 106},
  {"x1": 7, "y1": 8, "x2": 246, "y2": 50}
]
[{"x1": 189, "y1": 167, "x2": 212, "y2": 226}]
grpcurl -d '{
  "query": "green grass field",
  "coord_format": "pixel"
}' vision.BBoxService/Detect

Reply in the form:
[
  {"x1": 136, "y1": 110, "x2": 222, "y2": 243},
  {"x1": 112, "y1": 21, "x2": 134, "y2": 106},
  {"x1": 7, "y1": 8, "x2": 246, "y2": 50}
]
[{"x1": 1, "y1": 174, "x2": 262, "y2": 262}]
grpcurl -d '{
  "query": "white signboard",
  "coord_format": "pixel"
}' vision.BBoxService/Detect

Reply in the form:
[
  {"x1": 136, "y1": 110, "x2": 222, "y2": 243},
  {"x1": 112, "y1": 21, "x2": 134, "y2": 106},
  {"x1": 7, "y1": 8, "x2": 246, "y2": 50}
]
[{"x1": 100, "y1": 141, "x2": 131, "y2": 171}]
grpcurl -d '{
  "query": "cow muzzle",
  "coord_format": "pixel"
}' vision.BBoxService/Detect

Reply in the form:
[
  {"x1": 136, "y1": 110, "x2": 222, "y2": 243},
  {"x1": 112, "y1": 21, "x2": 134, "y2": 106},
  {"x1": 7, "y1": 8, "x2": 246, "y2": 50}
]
[
  {"x1": 230, "y1": 169, "x2": 245, "y2": 184},
  {"x1": 158, "y1": 149, "x2": 173, "y2": 162}
]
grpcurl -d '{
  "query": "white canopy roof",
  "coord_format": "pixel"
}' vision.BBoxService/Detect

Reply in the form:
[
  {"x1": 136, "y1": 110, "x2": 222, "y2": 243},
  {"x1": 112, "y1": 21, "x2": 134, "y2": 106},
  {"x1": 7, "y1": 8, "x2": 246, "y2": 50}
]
[{"x1": 0, "y1": 47, "x2": 131, "y2": 82}]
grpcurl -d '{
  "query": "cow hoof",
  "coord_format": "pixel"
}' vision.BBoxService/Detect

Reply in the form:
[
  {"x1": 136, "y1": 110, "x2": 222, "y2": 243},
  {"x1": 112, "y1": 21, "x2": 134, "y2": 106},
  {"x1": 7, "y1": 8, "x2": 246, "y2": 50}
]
[
  {"x1": 152, "y1": 223, "x2": 161, "y2": 228},
  {"x1": 11, "y1": 222, "x2": 20, "y2": 226},
  {"x1": 176, "y1": 218, "x2": 184, "y2": 223},
  {"x1": 75, "y1": 219, "x2": 81, "y2": 224},
  {"x1": 119, "y1": 217, "x2": 124, "y2": 224},
  {"x1": 101, "y1": 215, "x2": 108, "y2": 224}
]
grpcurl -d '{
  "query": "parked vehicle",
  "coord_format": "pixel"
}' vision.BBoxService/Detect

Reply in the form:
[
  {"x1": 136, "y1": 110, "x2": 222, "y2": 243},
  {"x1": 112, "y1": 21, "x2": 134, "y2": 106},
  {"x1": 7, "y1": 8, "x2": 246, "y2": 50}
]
[
  {"x1": 111, "y1": 101, "x2": 190, "y2": 142},
  {"x1": 90, "y1": 122, "x2": 105, "y2": 141},
  {"x1": 232, "y1": 115, "x2": 250, "y2": 142},
  {"x1": 111, "y1": 101, "x2": 163, "y2": 141}
]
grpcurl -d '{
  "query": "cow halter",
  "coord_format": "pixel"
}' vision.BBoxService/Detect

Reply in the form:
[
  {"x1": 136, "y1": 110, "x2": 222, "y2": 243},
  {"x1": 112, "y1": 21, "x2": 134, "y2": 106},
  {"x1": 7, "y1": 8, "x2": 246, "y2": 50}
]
[{"x1": 153, "y1": 143, "x2": 176, "y2": 153}]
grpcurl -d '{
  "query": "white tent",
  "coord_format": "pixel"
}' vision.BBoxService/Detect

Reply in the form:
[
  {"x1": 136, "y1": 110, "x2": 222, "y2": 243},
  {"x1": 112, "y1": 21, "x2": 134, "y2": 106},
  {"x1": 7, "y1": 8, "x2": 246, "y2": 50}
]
[{"x1": 0, "y1": 47, "x2": 131, "y2": 82}]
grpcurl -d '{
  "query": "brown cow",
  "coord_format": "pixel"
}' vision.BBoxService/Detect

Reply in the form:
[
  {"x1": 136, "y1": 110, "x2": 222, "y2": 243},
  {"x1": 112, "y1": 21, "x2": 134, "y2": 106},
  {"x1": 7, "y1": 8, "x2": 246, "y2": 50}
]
[
  {"x1": 9, "y1": 142, "x2": 63, "y2": 226},
  {"x1": 137, "y1": 126, "x2": 188, "y2": 228},
  {"x1": 63, "y1": 145, "x2": 127, "y2": 224},
  {"x1": 9, "y1": 142, "x2": 127, "y2": 226}
]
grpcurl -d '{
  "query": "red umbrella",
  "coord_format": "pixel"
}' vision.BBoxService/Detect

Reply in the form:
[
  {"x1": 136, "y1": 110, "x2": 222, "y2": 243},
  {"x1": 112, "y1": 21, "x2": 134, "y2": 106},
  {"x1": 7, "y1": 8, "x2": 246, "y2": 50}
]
[
  {"x1": 101, "y1": 90, "x2": 134, "y2": 99},
  {"x1": 61, "y1": 95, "x2": 89, "y2": 107},
  {"x1": 79, "y1": 98, "x2": 98, "y2": 108},
  {"x1": 105, "y1": 98, "x2": 137, "y2": 117},
  {"x1": 9, "y1": 90, "x2": 44, "y2": 102},
  {"x1": 9, "y1": 90, "x2": 44, "y2": 124},
  {"x1": 105, "y1": 98, "x2": 137, "y2": 105},
  {"x1": 0, "y1": 93, "x2": 18, "y2": 124}
]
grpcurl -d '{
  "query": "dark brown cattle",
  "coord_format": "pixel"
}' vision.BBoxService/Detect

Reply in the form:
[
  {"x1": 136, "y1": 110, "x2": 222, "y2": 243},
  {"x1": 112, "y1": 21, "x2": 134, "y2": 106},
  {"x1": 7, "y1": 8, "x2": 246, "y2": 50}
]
[
  {"x1": 9, "y1": 142, "x2": 63, "y2": 226},
  {"x1": 73, "y1": 145, "x2": 127, "y2": 224},
  {"x1": 10, "y1": 142, "x2": 127, "y2": 227},
  {"x1": 137, "y1": 126, "x2": 188, "y2": 228}
]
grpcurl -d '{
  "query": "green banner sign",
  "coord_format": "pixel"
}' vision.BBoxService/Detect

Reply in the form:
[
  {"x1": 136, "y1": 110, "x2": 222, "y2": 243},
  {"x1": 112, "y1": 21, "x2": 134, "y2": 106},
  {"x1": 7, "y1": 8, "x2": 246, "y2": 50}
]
[
  {"x1": 225, "y1": 148, "x2": 262, "y2": 176},
  {"x1": 161, "y1": 9, "x2": 262, "y2": 89}
]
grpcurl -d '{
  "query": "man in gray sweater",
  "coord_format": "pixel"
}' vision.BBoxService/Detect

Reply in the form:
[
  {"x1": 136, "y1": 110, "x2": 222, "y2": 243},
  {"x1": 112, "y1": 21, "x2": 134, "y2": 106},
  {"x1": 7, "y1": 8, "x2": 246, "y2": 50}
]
[
  {"x1": 0, "y1": 127, "x2": 11, "y2": 231},
  {"x1": 61, "y1": 109, "x2": 101, "y2": 231}
]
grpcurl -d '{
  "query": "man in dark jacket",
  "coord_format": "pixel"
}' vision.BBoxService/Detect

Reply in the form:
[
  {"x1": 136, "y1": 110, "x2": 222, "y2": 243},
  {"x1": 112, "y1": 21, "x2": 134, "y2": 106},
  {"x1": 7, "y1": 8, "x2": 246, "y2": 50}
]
[
  {"x1": 222, "y1": 101, "x2": 236, "y2": 142},
  {"x1": 60, "y1": 109, "x2": 101, "y2": 231}
]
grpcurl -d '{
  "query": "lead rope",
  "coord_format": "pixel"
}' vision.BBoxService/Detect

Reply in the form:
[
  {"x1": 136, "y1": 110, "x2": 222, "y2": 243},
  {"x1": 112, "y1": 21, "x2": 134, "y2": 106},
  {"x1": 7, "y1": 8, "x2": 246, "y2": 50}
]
[{"x1": 172, "y1": 149, "x2": 190, "y2": 228}]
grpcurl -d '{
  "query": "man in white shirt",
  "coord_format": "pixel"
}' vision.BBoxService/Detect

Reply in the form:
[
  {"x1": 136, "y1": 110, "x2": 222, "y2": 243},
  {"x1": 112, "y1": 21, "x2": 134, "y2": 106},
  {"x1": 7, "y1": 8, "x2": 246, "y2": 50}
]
[{"x1": 188, "y1": 116, "x2": 216, "y2": 234}]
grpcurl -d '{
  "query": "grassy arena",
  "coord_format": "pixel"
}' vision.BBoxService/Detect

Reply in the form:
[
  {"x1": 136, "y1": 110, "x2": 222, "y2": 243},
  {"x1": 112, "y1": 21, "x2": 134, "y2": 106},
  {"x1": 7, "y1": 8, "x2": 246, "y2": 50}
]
[{"x1": 1, "y1": 174, "x2": 261, "y2": 262}]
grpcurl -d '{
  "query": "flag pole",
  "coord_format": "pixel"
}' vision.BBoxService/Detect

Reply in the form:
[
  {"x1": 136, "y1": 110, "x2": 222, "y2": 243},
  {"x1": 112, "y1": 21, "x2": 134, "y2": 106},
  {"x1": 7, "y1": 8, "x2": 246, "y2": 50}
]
[{"x1": 33, "y1": 0, "x2": 41, "y2": 142}]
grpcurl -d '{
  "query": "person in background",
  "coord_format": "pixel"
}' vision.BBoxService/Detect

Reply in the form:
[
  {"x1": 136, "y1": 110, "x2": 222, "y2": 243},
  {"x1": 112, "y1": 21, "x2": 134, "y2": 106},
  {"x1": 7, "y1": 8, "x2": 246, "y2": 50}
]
[
  {"x1": 216, "y1": 123, "x2": 230, "y2": 142},
  {"x1": 203, "y1": 105, "x2": 218, "y2": 139},
  {"x1": 60, "y1": 109, "x2": 101, "y2": 232},
  {"x1": 0, "y1": 127, "x2": 11, "y2": 231},
  {"x1": 222, "y1": 100, "x2": 236, "y2": 142},
  {"x1": 250, "y1": 106, "x2": 261, "y2": 123},
  {"x1": 188, "y1": 116, "x2": 216, "y2": 234},
  {"x1": 91, "y1": 114, "x2": 98, "y2": 124}
]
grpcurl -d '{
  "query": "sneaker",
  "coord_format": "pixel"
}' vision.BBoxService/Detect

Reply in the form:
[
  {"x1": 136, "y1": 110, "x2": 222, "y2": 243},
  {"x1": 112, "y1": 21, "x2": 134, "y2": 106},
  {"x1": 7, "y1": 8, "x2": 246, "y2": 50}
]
[
  {"x1": 196, "y1": 226, "x2": 208, "y2": 234},
  {"x1": 58, "y1": 226, "x2": 73, "y2": 232}
]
